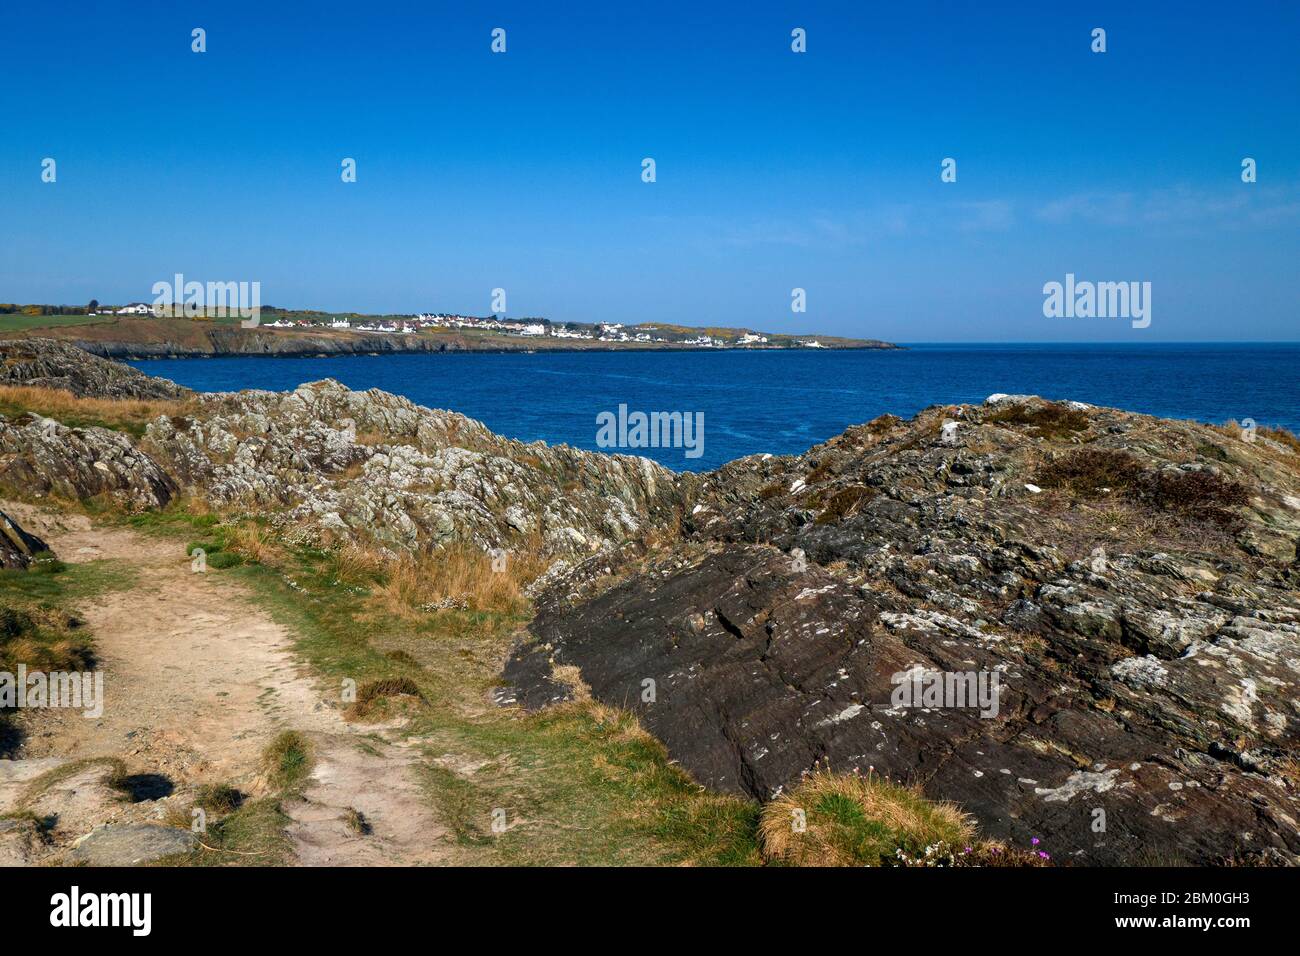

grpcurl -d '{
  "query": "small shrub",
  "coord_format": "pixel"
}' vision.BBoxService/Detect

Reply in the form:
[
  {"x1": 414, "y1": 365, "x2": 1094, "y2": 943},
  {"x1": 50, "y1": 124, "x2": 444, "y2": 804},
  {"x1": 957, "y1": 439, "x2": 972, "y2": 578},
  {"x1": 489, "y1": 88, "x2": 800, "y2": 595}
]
[
  {"x1": 806, "y1": 458, "x2": 837, "y2": 484},
  {"x1": 0, "y1": 606, "x2": 35, "y2": 640},
  {"x1": 1196, "y1": 442, "x2": 1230, "y2": 462},
  {"x1": 1137, "y1": 468, "x2": 1249, "y2": 526},
  {"x1": 206, "y1": 551, "x2": 244, "y2": 570},
  {"x1": 1037, "y1": 448, "x2": 1143, "y2": 496},
  {"x1": 816, "y1": 485, "x2": 875, "y2": 525},
  {"x1": 986, "y1": 402, "x2": 1090, "y2": 439}
]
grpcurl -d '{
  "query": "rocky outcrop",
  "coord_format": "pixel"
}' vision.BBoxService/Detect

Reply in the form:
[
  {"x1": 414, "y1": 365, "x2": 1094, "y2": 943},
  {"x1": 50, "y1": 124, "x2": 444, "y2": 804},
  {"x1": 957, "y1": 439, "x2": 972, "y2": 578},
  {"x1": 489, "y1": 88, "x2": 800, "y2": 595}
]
[
  {"x1": 0, "y1": 338, "x2": 188, "y2": 399},
  {"x1": 0, "y1": 338, "x2": 679, "y2": 557},
  {"x1": 0, "y1": 414, "x2": 176, "y2": 510},
  {"x1": 140, "y1": 380, "x2": 681, "y2": 555},
  {"x1": 508, "y1": 396, "x2": 1300, "y2": 865}
]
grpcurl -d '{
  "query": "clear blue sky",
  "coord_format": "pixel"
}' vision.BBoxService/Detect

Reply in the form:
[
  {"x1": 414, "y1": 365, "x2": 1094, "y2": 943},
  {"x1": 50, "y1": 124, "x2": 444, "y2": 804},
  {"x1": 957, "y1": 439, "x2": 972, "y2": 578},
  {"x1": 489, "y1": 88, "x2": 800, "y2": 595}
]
[{"x1": 2, "y1": 0, "x2": 1296, "y2": 341}]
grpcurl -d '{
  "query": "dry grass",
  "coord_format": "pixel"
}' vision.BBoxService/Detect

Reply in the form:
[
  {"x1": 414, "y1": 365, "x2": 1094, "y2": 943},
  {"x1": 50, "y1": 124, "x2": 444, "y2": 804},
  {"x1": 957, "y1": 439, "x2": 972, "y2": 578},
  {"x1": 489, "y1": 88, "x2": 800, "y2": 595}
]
[
  {"x1": 368, "y1": 543, "x2": 544, "y2": 619},
  {"x1": 225, "y1": 523, "x2": 285, "y2": 565},
  {"x1": 1260, "y1": 426, "x2": 1300, "y2": 455},
  {"x1": 0, "y1": 384, "x2": 188, "y2": 436},
  {"x1": 0, "y1": 603, "x2": 93, "y2": 674},
  {"x1": 194, "y1": 783, "x2": 244, "y2": 814},
  {"x1": 325, "y1": 544, "x2": 386, "y2": 587},
  {"x1": 346, "y1": 676, "x2": 423, "y2": 719},
  {"x1": 342, "y1": 807, "x2": 371, "y2": 834},
  {"x1": 815, "y1": 485, "x2": 875, "y2": 524},
  {"x1": 760, "y1": 767, "x2": 975, "y2": 867},
  {"x1": 550, "y1": 664, "x2": 592, "y2": 702},
  {"x1": 1219, "y1": 421, "x2": 1300, "y2": 456}
]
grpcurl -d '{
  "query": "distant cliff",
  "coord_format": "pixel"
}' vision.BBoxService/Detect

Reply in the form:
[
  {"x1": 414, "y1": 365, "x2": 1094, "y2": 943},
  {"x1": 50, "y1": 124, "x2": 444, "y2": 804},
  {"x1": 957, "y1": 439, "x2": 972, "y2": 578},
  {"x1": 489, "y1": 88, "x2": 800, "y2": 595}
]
[{"x1": 8, "y1": 317, "x2": 898, "y2": 359}]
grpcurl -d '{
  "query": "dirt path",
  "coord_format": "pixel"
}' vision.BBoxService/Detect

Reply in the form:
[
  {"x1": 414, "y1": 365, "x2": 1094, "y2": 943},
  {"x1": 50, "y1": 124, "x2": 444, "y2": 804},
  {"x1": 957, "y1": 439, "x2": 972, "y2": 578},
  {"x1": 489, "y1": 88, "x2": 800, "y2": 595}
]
[{"x1": 0, "y1": 502, "x2": 450, "y2": 866}]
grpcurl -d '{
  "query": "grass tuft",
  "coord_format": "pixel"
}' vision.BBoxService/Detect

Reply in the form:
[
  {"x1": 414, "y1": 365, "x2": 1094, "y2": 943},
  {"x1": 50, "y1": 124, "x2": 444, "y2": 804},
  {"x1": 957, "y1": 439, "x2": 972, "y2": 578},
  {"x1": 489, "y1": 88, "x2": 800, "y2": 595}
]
[
  {"x1": 347, "y1": 676, "x2": 423, "y2": 718},
  {"x1": 261, "y1": 730, "x2": 313, "y2": 792},
  {"x1": 194, "y1": 783, "x2": 244, "y2": 814},
  {"x1": 759, "y1": 767, "x2": 974, "y2": 866}
]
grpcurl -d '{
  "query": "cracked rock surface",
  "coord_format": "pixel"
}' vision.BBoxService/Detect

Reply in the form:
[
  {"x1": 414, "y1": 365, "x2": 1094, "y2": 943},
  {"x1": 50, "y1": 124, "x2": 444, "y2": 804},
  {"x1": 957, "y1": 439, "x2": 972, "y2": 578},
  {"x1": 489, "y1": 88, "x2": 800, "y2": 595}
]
[{"x1": 509, "y1": 396, "x2": 1300, "y2": 864}]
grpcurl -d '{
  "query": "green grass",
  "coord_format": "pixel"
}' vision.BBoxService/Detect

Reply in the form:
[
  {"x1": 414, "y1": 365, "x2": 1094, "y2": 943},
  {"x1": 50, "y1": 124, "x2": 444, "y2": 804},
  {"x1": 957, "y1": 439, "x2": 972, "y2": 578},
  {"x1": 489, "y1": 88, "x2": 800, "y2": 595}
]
[
  {"x1": 262, "y1": 730, "x2": 313, "y2": 792},
  {"x1": 168, "y1": 798, "x2": 295, "y2": 867},
  {"x1": 760, "y1": 769, "x2": 977, "y2": 867},
  {"x1": 0, "y1": 313, "x2": 107, "y2": 332},
  {"x1": 230, "y1": 538, "x2": 765, "y2": 866},
  {"x1": 0, "y1": 557, "x2": 138, "y2": 605},
  {"x1": 194, "y1": 783, "x2": 244, "y2": 814}
]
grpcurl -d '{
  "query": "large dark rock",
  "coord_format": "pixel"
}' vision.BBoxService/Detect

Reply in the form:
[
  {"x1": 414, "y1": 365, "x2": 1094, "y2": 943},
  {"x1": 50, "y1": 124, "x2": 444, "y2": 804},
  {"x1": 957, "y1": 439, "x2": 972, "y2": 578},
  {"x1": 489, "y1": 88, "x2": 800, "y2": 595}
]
[{"x1": 507, "y1": 396, "x2": 1300, "y2": 865}]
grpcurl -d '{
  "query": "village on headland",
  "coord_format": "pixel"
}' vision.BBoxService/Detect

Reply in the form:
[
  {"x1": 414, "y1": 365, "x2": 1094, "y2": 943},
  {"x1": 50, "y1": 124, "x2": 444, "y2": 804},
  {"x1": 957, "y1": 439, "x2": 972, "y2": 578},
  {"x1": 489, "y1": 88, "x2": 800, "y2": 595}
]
[{"x1": 0, "y1": 301, "x2": 898, "y2": 353}]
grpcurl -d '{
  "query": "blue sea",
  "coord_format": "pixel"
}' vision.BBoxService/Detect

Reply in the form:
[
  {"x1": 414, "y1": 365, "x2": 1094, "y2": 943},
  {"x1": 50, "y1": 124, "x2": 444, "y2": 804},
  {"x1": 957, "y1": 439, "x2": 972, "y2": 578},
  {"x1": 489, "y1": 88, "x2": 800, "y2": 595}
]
[{"x1": 129, "y1": 344, "x2": 1300, "y2": 472}]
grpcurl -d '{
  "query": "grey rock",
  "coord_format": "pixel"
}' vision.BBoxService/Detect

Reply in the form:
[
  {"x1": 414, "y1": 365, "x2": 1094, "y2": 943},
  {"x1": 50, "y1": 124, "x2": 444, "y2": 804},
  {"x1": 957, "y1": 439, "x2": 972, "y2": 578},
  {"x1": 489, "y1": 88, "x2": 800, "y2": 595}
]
[
  {"x1": 68, "y1": 824, "x2": 196, "y2": 866},
  {"x1": 0, "y1": 338, "x2": 188, "y2": 399}
]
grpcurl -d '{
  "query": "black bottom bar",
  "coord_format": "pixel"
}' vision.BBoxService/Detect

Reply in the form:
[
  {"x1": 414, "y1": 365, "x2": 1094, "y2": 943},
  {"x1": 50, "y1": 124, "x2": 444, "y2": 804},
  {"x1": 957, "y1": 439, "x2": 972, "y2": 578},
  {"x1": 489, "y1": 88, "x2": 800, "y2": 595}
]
[{"x1": 9, "y1": 866, "x2": 1286, "y2": 941}]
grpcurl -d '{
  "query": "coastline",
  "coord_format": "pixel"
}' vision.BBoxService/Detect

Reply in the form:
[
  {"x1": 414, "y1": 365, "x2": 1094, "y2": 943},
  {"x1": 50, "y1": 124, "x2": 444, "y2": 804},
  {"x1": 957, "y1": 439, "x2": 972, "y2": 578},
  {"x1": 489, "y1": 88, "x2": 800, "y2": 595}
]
[{"x1": 4, "y1": 317, "x2": 899, "y2": 361}]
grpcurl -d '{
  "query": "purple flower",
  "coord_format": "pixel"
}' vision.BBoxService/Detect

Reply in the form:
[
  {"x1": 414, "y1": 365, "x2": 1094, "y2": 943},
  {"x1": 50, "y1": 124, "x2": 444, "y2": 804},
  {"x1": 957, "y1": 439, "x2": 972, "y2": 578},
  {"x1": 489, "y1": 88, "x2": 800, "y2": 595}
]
[{"x1": 1031, "y1": 837, "x2": 1040, "y2": 846}]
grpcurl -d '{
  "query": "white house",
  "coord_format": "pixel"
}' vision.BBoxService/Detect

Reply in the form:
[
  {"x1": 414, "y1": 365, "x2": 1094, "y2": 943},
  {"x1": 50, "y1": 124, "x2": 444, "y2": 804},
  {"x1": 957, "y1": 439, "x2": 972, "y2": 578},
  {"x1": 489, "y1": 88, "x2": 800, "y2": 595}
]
[{"x1": 330, "y1": 318, "x2": 351, "y2": 329}]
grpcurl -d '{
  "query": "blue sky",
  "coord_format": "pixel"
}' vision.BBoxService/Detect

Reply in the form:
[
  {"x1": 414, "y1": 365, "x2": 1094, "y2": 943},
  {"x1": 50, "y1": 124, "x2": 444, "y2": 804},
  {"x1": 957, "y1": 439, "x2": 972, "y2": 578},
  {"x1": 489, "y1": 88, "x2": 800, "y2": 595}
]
[{"x1": 2, "y1": 1, "x2": 1297, "y2": 341}]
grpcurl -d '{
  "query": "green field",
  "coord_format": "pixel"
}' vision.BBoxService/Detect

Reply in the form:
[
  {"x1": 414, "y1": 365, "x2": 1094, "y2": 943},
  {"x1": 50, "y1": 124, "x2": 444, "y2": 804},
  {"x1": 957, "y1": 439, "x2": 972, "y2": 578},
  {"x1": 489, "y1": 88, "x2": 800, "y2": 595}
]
[{"x1": 0, "y1": 313, "x2": 109, "y2": 333}]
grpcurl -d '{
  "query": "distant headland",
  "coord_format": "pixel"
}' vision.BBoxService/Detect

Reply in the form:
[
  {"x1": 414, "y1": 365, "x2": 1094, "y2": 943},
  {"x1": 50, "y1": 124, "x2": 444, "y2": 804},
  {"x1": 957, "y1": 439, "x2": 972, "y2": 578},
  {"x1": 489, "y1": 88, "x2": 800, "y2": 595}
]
[{"x1": 0, "y1": 303, "x2": 898, "y2": 359}]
